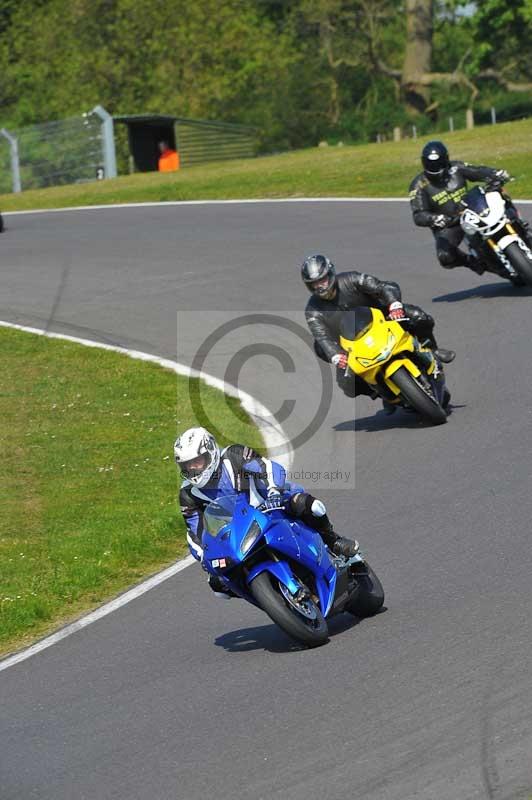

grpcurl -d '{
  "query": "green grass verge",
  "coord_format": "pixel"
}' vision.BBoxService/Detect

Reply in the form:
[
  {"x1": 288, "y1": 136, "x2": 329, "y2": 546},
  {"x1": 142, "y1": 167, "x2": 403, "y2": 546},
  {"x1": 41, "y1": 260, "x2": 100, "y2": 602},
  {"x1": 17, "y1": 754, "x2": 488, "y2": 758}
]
[
  {"x1": 0, "y1": 327, "x2": 264, "y2": 656},
  {"x1": 1, "y1": 118, "x2": 532, "y2": 213}
]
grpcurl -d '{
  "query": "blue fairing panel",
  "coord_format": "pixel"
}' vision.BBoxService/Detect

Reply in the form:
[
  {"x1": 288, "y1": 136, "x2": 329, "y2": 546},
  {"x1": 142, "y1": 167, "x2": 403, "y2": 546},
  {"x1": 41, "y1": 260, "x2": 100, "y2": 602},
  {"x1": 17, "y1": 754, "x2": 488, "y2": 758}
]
[{"x1": 247, "y1": 560, "x2": 300, "y2": 595}]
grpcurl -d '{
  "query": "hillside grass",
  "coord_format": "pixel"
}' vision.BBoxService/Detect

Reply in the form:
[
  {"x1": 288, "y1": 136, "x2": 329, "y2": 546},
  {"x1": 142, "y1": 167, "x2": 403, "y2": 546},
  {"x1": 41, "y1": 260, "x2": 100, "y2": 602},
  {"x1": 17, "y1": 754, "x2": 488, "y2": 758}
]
[
  {"x1": 1, "y1": 118, "x2": 532, "y2": 213},
  {"x1": 0, "y1": 327, "x2": 264, "y2": 656}
]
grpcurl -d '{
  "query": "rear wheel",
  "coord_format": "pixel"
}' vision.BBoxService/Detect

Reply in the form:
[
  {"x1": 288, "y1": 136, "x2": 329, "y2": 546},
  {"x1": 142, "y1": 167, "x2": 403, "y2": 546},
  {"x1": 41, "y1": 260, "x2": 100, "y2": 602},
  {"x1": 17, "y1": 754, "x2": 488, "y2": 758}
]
[
  {"x1": 505, "y1": 241, "x2": 532, "y2": 286},
  {"x1": 345, "y1": 563, "x2": 385, "y2": 617},
  {"x1": 249, "y1": 571, "x2": 329, "y2": 647},
  {"x1": 391, "y1": 366, "x2": 447, "y2": 425}
]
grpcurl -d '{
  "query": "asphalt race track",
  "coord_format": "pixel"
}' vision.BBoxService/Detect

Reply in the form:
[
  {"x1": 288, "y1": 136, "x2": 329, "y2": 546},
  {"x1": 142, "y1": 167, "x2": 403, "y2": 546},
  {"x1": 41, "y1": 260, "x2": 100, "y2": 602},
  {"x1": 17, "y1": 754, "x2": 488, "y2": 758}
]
[{"x1": 1, "y1": 200, "x2": 532, "y2": 800}]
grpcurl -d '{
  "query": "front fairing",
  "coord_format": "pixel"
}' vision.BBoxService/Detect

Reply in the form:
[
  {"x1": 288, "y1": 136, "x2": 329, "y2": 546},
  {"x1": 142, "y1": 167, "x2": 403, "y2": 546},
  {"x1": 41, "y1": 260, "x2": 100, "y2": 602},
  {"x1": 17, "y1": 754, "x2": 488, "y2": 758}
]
[
  {"x1": 461, "y1": 188, "x2": 507, "y2": 238},
  {"x1": 201, "y1": 496, "x2": 345, "y2": 617},
  {"x1": 263, "y1": 517, "x2": 338, "y2": 614},
  {"x1": 201, "y1": 495, "x2": 269, "y2": 585},
  {"x1": 340, "y1": 307, "x2": 417, "y2": 385}
]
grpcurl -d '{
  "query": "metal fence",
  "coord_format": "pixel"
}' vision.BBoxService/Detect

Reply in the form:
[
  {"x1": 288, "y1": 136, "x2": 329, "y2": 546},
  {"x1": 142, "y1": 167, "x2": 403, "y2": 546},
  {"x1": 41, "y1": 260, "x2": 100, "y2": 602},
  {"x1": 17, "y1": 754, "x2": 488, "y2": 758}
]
[
  {"x1": 0, "y1": 106, "x2": 116, "y2": 194},
  {"x1": 175, "y1": 118, "x2": 256, "y2": 167},
  {"x1": 375, "y1": 104, "x2": 532, "y2": 144}
]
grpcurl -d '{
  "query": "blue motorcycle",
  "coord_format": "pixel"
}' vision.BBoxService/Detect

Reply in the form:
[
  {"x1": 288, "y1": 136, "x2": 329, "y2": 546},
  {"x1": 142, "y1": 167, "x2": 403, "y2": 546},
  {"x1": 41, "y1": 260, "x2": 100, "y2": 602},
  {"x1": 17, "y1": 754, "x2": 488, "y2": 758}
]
[{"x1": 201, "y1": 478, "x2": 384, "y2": 648}]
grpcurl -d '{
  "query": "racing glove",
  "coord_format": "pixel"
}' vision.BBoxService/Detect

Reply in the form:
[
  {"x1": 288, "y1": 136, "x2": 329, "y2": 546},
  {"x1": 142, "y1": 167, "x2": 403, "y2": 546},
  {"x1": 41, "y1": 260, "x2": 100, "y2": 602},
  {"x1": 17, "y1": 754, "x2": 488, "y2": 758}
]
[
  {"x1": 260, "y1": 495, "x2": 285, "y2": 511},
  {"x1": 387, "y1": 301, "x2": 408, "y2": 322},
  {"x1": 331, "y1": 353, "x2": 348, "y2": 370},
  {"x1": 494, "y1": 169, "x2": 510, "y2": 183},
  {"x1": 431, "y1": 214, "x2": 451, "y2": 230}
]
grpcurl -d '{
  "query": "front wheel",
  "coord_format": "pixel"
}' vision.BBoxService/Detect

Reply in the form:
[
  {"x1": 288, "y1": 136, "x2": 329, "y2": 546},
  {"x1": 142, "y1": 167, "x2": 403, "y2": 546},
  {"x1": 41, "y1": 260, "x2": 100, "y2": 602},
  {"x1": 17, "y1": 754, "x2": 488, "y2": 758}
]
[
  {"x1": 504, "y1": 241, "x2": 532, "y2": 286},
  {"x1": 345, "y1": 563, "x2": 385, "y2": 617},
  {"x1": 249, "y1": 571, "x2": 329, "y2": 648},
  {"x1": 391, "y1": 366, "x2": 447, "y2": 425}
]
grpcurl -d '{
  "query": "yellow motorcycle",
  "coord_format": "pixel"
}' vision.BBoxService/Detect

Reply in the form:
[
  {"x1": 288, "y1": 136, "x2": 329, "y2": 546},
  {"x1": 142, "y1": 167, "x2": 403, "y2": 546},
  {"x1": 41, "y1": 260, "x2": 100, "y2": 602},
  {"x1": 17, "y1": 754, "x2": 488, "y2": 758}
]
[{"x1": 339, "y1": 307, "x2": 450, "y2": 425}]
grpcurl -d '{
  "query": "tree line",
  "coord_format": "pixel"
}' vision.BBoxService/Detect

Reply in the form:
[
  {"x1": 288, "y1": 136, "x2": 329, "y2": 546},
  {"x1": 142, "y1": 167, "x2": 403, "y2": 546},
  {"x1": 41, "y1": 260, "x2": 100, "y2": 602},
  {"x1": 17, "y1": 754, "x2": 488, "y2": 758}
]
[{"x1": 0, "y1": 0, "x2": 531, "y2": 151}]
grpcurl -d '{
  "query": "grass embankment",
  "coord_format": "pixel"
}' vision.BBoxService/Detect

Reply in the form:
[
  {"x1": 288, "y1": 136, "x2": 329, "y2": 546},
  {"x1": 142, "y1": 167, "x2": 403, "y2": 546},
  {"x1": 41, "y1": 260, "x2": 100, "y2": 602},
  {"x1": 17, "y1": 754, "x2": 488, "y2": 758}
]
[
  {"x1": 0, "y1": 327, "x2": 263, "y2": 656},
  {"x1": 1, "y1": 118, "x2": 532, "y2": 213}
]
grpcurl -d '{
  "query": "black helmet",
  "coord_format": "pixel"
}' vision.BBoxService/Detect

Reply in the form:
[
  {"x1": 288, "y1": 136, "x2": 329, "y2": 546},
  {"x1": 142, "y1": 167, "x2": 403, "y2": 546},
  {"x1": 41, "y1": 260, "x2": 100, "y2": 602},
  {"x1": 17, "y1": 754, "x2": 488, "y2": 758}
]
[
  {"x1": 301, "y1": 254, "x2": 337, "y2": 299},
  {"x1": 421, "y1": 140, "x2": 450, "y2": 182}
]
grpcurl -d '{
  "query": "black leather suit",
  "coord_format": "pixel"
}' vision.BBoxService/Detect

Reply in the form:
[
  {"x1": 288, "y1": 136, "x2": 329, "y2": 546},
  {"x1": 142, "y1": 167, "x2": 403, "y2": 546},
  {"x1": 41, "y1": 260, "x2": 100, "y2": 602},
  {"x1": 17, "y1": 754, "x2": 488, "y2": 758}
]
[
  {"x1": 305, "y1": 270, "x2": 436, "y2": 398},
  {"x1": 409, "y1": 161, "x2": 502, "y2": 268}
]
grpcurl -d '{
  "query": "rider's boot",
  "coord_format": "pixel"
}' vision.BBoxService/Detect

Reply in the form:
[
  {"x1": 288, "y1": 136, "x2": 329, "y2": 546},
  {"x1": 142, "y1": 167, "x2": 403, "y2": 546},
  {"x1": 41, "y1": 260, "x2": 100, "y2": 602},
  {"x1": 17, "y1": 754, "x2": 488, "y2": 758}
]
[
  {"x1": 329, "y1": 533, "x2": 360, "y2": 558},
  {"x1": 287, "y1": 494, "x2": 360, "y2": 558},
  {"x1": 319, "y1": 520, "x2": 359, "y2": 558},
  {"x1": 424, "y1": 334, "x2": 456, "y2": 365},
  {"x1": 307, "y1": 501, "x2": 360, "y2": 558},
  {"x1": 434, "y1": 347, "x2": 456, "y2": 364}
]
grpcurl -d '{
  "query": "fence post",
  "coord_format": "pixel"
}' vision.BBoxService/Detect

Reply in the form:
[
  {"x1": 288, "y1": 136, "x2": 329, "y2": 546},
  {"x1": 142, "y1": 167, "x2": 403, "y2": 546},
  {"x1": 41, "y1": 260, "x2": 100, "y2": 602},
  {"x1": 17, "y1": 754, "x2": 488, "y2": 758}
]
[
  {"x1": 0, "y1": 128, "x2": 22, "y2": 193},
  {"x1": 466, "y1": 108, "x2": 475, "y2": 129},
  {"x1": 91, "y1": 105, "x2": 117, "y2": 179},
  {"x1": 491, "y1": 106, "x2": 497, "y2": 125},
  {"x1": 412, "y1": 125, "x2": 417, "y2": 140},
  {"x1": 393, "y1": 127, "x2": 401, "y2": 142},
  {"x1": 449, "y1": 117, "x2": 454, "y2": 132}
]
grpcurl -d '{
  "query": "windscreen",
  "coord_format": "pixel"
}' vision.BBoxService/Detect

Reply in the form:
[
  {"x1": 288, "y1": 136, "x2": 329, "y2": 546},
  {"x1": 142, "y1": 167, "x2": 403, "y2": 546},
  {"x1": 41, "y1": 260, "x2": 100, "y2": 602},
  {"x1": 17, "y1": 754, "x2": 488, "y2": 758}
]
[
  {"x1": 203, "y1": 495, "x2": 238, "y2": 537},
  {"x1": 340, "y1": 307, "x2": 374, "y2": 341},
  {"x1": 462, "y1": 187, "x2": 488, "y2": 214}
]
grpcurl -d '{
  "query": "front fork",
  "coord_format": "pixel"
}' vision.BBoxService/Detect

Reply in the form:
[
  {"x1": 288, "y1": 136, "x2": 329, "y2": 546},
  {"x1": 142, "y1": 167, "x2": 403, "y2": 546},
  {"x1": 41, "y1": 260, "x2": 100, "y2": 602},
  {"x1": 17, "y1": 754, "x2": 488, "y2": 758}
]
[{"x1": 485, "y1": 224, "x2": 520, "y2": 277}]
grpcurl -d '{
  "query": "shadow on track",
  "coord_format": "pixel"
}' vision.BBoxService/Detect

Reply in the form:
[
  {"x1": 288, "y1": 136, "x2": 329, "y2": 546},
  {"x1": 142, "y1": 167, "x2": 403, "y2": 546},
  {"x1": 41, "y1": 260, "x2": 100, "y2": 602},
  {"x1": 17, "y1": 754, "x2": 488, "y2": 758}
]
[
  {"x1": 432, "y1": 282, "x2": 532, "y2": 303},
  {"x1": 334, "y1": 408, "x2": 456, "y2": 433},
  {"x1": 214, "y1": 611, "x2": 381, "y2": 654}
]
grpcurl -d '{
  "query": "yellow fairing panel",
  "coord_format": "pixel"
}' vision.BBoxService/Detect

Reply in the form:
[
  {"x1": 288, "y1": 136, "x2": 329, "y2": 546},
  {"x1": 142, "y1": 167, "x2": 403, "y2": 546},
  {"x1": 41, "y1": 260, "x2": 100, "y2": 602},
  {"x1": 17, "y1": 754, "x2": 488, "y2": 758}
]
[{"x1": 340, "y1": 308, "x2": 422, "y2": 389}]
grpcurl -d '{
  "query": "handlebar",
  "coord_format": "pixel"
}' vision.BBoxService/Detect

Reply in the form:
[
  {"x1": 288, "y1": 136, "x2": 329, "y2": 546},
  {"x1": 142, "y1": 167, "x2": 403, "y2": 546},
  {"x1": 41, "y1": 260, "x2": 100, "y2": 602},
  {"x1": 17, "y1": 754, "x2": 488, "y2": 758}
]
[
  {"x1": 485, "y1": 176, "x2": 514, "y2": 192},
  {"x1": 446, "y1": 215, "x2": 462, "y2": 228}
]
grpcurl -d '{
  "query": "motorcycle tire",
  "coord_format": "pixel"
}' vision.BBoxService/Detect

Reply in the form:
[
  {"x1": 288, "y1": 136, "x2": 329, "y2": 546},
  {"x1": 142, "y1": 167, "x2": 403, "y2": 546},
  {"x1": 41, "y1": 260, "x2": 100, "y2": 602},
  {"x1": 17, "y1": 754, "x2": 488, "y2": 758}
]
[
  {"x1": 0, "y1": 214, "x2": 4, "y2": 233},
  {"x1": 504, "y1": 241, "x2": 532, "y2": 286},
  {"x1": 391, "y1": 366, "x2": 447, "y2": 426},
  {"x1": 345, "y1": 563, "x2": 385, "y2": 617},
  {"x1": 249, "y1": 571, "x2": 329, "y2": 648}
]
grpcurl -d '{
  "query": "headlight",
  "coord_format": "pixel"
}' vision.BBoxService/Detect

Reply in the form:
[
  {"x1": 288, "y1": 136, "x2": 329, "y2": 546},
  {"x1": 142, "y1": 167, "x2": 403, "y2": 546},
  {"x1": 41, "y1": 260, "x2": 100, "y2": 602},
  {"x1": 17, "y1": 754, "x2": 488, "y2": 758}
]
[
  {"x1": 378, "y1": 332, "x2": 396, "y2": 362},
  {"x1": 241, "y1": 520, "x2": 262, "y2": 555}
]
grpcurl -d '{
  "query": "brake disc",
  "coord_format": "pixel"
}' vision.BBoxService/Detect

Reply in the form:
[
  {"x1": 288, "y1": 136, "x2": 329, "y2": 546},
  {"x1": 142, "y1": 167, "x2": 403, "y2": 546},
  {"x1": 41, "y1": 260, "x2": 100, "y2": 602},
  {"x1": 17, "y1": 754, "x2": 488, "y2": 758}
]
[{"x1": 278, "y1": 583, "x2": 317, "y2": 620}]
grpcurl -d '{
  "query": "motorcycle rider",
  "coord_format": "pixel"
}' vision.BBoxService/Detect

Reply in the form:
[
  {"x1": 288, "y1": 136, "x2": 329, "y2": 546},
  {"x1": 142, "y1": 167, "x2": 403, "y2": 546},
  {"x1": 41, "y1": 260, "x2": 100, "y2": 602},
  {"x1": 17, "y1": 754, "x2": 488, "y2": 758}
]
[
  {"x1": 302, "y1": 253, "x2": 455, "y2": 407},
  {"x1": 175, "y1": 426, "x2": 359, "y2": 597},
  {"x1": 409, "y1": 140, "x2": 517, "y2": 273}
]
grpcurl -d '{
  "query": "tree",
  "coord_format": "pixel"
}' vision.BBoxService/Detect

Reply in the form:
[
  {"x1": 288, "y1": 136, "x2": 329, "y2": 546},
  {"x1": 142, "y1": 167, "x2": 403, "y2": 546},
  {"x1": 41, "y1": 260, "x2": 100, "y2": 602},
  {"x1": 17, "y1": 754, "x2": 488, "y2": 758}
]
[
  {"x1": 401, "y1": 0, "x2": 433, "y2": 111},
  {"x1": 471, "y1": 0, "x2": 532, "y2": 94}
]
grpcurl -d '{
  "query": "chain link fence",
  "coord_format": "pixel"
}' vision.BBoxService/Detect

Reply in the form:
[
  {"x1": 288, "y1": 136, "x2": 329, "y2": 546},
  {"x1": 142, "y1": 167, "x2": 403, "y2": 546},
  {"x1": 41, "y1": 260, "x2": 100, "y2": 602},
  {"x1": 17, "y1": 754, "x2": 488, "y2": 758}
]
[{"x1": 0, "y1": 108, "x2": 114, "y2": 194}]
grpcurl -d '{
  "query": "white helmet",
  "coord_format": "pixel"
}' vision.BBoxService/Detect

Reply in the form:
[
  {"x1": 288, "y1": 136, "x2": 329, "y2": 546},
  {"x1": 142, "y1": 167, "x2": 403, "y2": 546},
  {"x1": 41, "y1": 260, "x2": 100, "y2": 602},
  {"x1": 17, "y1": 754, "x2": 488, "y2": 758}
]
[{"x1": 174, "y1": 427, "x2": 220, "y2": 487}]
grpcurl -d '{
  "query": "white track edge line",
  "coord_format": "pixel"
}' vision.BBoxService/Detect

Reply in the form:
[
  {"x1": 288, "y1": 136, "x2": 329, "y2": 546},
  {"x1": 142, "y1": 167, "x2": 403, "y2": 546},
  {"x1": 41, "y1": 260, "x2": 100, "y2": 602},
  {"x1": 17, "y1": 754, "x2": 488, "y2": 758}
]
[
  {"x1": 4, "y1": 196, "x2": 531, "y2": 216},
  {"x1": 0, "y1": 320, "x2": 294, "y2": 671},
  {"x1": 2, "y1": 197, "x2": 406, "y2": 216}
]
